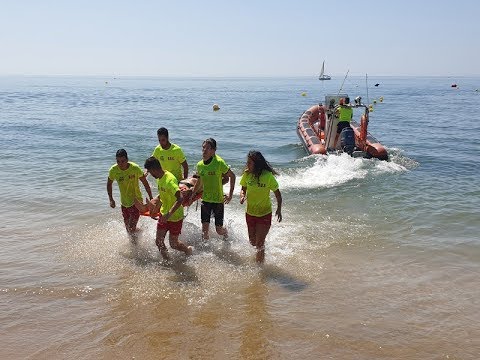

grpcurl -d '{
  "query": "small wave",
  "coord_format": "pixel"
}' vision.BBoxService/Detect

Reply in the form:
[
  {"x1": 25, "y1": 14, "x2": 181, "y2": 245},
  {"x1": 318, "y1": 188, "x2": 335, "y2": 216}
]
[
  {"x1": 276, "y1": 143, "x2": 305, "y2": 151},
  {"x1": 387, "y1": 147, "x2": 419, "y2": 169}
]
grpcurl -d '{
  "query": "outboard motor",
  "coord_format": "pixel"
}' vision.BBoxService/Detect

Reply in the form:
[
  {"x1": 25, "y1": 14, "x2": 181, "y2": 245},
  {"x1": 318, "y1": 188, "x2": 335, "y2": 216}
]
[{"x1": 340, "y1": 127, "x2": 355, "y2": 155}]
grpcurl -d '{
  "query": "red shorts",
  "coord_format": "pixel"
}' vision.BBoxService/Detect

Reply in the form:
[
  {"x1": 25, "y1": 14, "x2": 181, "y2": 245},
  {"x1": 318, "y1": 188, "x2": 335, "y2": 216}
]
[
  {"x1": 246, "y1": 213, "x2": 272, "y2": 228},
  {"x1": 121, "y1": 205, "x2": 140, "y2": 224},
  {"x1": 157, "y1": 219, "x2": 183, "y2": 236}
]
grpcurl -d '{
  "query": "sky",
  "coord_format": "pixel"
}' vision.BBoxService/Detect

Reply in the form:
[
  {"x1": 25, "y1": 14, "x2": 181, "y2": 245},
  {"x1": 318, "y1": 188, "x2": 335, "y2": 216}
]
[{"x1": 0, "y1": 0, "x2": 479, "y2": 77}]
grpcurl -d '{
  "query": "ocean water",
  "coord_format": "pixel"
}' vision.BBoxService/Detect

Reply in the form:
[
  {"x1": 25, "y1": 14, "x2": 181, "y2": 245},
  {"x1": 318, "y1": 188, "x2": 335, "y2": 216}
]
[{"x1": 1, "y1": 75, "x2": 479, "y2": 359}]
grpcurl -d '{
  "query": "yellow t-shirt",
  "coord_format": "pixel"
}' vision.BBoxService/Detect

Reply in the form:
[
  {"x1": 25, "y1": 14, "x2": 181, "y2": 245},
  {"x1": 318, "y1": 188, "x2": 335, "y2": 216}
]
[
  {"x1": 339, "y1": 106, "x2": 353, "y2": 122},
  {"x1": 157, "y1": 171, "x2": 184, "y2": 222},
  {"x1": 240, "y1": 170, "x2": 279, "y2": 217},
  {"x1": 152, "y1": 143, "x2": 186, "y2": 181},
  {"x1": 108, "y1": 162, "x2": 144, "y2": 207},
  {"x1": 196, "y1": 155, "x2": 229, "y2": 203}
]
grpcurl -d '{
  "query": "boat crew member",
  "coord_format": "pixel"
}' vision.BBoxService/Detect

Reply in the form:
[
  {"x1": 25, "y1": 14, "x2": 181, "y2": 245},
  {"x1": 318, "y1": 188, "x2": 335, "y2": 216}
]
[{"x1": 334, "y1": 97, "x2": 353, "y2": 148}]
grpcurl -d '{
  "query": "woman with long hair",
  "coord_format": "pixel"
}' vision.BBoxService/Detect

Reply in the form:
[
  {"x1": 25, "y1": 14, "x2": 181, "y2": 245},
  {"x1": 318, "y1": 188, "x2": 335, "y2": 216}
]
[{"x1": 240, "y1": 150, "x2": 282, "y2": 263}]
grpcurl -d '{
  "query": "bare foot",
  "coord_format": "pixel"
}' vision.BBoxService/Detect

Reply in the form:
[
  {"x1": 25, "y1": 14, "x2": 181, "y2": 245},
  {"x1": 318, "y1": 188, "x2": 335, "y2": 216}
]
[
  {"x1": 160, "y1": 248, "x2": 170, "y2": 260},
  {"x1": 256, "y1": 249, "x2": 265, "y2": 264},
  {"x1": 129, "y1": 234, "x2": 138, "y2": 245},
  {"x1": 185, "y1": 246, "x2": 193, "y2": 256}
]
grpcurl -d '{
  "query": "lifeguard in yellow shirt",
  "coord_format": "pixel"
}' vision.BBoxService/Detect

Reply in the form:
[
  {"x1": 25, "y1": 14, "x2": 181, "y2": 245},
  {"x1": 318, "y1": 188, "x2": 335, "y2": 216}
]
[
  {"x1": 137, "y1": 156, "x2": 192, "y2": 260},
  {"x1": 189, "y1": 138, "x2": 236, "y2": 241},
  {"x1": 107, "y1": 149, "x2": 153, "y2": 238},
  {"x1": 334, "y1": 97, "x2": 353, "y2": 148},
  {"x1": 240, "y1": 150, "x2": 282, "y2": 263},
  {"x1": 152, "y1": 127, "x2": 188, "y2": 181}
]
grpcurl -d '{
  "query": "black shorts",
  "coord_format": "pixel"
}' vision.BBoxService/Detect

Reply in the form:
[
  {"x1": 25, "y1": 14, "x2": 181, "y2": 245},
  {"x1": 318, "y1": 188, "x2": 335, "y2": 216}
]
[
  {"x1": 337, "y1": 121, "x2": 351, "y2": 133},
  {"x1": 201, "y1": 201, "x2": 224, "y2": 226}
]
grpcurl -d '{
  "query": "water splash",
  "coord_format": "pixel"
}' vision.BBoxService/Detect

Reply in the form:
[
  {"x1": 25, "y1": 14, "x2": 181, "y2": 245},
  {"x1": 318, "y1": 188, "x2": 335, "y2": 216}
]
[{"x1": 278, "y1": 152, "x2": 408, "y2": 190}]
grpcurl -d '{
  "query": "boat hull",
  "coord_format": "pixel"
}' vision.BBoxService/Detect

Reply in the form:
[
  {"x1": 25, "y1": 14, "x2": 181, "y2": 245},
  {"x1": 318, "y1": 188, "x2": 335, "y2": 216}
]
[
  {"x1": 297, "y1": 105, "x2": 388, "y2": 160},
  {"x1": 297, "y1": 105, "x2": 327, "y2": 155},
  {"x1": 350, "y1": 120, "x2": 388, "y2": 160}
]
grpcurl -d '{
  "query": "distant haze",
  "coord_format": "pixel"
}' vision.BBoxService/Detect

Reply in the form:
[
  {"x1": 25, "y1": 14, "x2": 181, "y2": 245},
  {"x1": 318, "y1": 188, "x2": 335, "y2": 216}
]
[{"x1": 1, "y1": 0, "x2": 478, "y2": 77}]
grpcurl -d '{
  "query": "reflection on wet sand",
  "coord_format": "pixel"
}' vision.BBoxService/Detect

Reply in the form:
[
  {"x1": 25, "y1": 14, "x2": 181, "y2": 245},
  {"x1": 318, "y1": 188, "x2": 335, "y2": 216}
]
[
  {"x1": 240, "y1": 279, "x2": 278, "y2": 359},
  {"x1": 260, "y1": 264, "x2": 309, "y2": 292}
]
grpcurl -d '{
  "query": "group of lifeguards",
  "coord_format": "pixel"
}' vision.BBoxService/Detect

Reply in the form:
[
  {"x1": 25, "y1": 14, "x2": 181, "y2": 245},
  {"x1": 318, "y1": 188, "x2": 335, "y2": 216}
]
[{"x1": 107, "y1": 127, "x2": 282, "y2": 263}]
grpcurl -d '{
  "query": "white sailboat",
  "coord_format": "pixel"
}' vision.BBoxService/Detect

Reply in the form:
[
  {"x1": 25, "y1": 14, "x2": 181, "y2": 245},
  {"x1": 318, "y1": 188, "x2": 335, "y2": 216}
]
[{"x1": 318, "y1": 60, "x2": 331, "y2": 80}]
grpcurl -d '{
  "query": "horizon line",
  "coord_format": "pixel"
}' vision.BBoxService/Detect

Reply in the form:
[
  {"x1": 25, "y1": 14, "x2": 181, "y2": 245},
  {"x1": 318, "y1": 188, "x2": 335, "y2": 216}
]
[{"x1": 1, "y1": 73, "x2": 478, "y2": 78}]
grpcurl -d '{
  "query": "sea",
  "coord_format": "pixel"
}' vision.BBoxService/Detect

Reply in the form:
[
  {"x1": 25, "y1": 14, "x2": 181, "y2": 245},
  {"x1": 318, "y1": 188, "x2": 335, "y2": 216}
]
[{"x1": 1, "y1": 75, "x2": 479, "y2": 359}]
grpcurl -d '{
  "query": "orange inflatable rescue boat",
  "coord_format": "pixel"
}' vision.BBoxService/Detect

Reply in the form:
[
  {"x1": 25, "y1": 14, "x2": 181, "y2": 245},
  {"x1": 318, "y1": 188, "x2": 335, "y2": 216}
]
[{"x1": 297, "y1": 94, "x2": 388, "y2": 160}]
